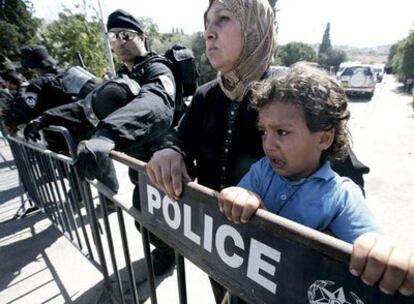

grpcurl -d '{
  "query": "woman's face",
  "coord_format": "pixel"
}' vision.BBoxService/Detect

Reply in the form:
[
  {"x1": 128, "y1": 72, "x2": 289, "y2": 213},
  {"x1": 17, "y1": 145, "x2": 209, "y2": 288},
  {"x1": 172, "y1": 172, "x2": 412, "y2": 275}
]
[{"x1": 204, "y1": 1, "x2": 243, "y2": 73}]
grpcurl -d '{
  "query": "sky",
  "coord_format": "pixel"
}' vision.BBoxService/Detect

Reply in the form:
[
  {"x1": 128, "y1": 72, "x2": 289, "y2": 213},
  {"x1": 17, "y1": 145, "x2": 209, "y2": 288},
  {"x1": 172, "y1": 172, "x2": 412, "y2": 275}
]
[{"x1": 30, "y1": 0, "x2": 414, "y2": 48}]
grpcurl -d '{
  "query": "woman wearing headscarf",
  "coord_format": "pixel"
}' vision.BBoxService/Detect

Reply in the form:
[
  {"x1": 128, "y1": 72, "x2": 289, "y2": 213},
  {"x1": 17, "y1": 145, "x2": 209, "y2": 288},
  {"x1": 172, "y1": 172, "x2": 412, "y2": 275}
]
[
  {"x1": 148, "y1": 0, "x2": 368, "y2": 202},
  {"x1": 147, "y1": 0, "x2": 414, "y2": 301}
]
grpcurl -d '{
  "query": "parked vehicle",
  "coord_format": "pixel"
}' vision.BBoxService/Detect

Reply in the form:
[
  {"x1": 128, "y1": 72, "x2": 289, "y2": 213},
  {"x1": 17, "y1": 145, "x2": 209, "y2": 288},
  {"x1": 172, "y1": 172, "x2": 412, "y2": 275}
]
[
  {"x1": 336, "y1": 61, "x2": 361, "y2": 78},
  {"x1": 373, "y1": 63, "x2": 385, "y2": 82},
  {"x1": 339, "y1": 64, "x2": 376, "y2": 99}
]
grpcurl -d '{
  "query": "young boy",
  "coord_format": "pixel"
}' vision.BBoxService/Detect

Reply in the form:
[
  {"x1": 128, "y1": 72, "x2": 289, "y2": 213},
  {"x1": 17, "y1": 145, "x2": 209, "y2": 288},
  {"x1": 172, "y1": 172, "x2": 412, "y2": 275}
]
[{"x1": 218, "y1": 63, "x2": 414, "y2": 295}]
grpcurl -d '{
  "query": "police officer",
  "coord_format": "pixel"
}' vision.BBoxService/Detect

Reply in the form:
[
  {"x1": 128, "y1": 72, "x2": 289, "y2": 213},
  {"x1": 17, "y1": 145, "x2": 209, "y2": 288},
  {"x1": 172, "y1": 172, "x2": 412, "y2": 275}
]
[
  {"x1": 3, "y1": 45, "x2": 96, "y2": 130},
  {"x1": 24, "y1": 9, "x2": 178, "y2": 277},
  {"x1": 25, "y1": 10, "x2": 177, "y2": 180},
  {"x1": 0, "y1": 59, "x2": 28, "y2": 134}
]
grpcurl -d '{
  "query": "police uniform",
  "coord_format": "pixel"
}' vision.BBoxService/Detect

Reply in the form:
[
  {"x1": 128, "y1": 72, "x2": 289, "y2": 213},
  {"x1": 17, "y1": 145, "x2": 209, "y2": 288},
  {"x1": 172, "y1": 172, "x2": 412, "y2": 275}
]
[
  {"x1": 4, "y1": 71, "x2": 73, "y2": 127},
  {"x1": 3, "y1": 45, "x2": 96, "y2": 128},
  {"x1": 39, "y1": 52, "x2": 176, "y2": 160},
  {"x1": 30, "y1": 10, "x2": 178, "y2": 276},
  {"x1": 23, "y1": 10, "x2": 179, "y2": 275}
]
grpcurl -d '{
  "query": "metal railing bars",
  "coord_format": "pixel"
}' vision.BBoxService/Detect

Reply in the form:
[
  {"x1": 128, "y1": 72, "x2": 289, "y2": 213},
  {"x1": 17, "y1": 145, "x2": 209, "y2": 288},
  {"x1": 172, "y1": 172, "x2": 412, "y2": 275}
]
[
  {"x1": 98, "y1": 193, "x2": 125, "y2": 303},
  {"x1": 5, "y1": 129, "x2": 414, "y2": 304}
]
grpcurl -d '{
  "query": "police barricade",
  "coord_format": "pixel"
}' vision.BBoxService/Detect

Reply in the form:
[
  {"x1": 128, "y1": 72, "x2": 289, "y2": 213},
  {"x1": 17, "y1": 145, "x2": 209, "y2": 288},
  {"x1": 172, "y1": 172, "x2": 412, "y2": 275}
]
[
  {"x1": 5, "y1": 128, "x2": 105, "y2": 280},
  {"x1": 5, "y1": 128, "x2": 414, "y2": 304},
  {"x1": 108, "y1": 151, "x2": 414, "y2": 304}
]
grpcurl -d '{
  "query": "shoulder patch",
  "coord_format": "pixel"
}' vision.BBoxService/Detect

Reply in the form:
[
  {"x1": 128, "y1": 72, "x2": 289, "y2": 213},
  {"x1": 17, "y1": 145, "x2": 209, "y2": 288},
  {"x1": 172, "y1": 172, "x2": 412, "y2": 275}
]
[
  {"x1": 158, "y1": 75, "x2": 175, "y2": 97},
  {"x1": 24, "y1": 92, "x2": 38, "y2": 108}
]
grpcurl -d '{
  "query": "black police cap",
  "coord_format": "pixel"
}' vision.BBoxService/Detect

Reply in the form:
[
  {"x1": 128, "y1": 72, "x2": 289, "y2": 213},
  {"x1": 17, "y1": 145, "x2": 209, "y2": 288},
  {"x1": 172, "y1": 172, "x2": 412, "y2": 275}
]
[
  {"x1": 20, "y1": 45, "x2": 57, "y2": 69},
  {"x1": 107, "y1": 9, "x2": 144, "y2": 33}
]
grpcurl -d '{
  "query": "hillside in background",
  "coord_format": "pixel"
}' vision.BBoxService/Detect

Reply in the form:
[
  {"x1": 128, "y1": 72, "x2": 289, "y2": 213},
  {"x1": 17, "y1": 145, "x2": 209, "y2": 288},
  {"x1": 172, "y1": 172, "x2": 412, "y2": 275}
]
[
  {"x1": 307, "y1": 43, "x2": 390, "y2": 64},
  {"x1": 336, "y1": 44, "x2": 390, "y2": 64}
]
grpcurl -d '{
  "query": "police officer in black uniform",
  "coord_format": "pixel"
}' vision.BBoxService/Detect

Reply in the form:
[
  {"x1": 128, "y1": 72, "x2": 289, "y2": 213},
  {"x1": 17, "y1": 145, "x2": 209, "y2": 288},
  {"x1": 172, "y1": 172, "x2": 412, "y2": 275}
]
[
  {"x1": 24, "y1": 9, "x2": 179, "y2": 277},
  {"x1": 0, "y1": 58, "x2": 28, "y2": 134},
  {"x1": 3, "y1": 45, "x2": 96, "y2": 131}
]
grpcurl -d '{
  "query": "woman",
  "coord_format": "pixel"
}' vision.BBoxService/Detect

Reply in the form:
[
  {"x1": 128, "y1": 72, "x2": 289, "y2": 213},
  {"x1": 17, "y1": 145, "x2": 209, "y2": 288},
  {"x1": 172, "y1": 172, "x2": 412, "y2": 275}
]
[{"x1": 147, "y1": 0, "x2": 414, "y2": 301}]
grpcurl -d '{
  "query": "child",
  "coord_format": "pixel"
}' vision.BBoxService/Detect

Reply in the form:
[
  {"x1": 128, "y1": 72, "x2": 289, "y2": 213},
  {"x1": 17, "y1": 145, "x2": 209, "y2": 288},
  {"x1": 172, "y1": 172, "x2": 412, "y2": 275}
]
[{"x1": 218, "y1": 63, "x2": 414, "y2": 296}]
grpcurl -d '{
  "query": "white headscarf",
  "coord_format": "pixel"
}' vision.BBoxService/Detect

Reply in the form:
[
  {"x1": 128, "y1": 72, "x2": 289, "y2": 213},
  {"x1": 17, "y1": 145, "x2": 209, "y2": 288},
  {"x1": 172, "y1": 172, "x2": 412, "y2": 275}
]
[{"x1": 206, "y1": 0, "x2": 276, "y2": 101}]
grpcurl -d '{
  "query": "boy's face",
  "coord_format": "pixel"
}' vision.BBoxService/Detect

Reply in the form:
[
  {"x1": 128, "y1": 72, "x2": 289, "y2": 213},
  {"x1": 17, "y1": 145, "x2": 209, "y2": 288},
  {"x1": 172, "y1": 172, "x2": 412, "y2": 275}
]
[{"x1": 258, "y1": 101, "x2": 333, "y2": 181}]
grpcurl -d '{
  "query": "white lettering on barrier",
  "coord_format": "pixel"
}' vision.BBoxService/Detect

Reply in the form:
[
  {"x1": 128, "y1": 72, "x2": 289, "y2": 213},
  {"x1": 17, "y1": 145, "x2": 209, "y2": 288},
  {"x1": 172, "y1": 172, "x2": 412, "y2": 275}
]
[
  {"x1": 247, "y1": 238, "x2": 281, "y2": 294},
  {"x1": 162, "y1": 196, "x2": 181, "y2": 229},
  {"x1": 147, "y1": 185, "x2": 161, "y2": 214},
  {"x1": 145, "y1": 185, "x2": 280, "y2": 294},
  {"x1": 203, "y1": 214, "x2": 213, "y2": 252},
  {"x1": 216, "y1": 225, "x2": 245, "y2": 268},
  {"x1": 184, "y1": 204, "x2": 201, "y2": 244}
]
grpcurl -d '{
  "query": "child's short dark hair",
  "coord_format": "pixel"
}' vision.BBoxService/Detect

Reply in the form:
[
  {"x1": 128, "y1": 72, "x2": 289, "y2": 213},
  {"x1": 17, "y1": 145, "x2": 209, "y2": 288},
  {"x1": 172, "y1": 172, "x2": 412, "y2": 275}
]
[{"x1": 250, "y1": 62, "x2": 350, "y2": 161}]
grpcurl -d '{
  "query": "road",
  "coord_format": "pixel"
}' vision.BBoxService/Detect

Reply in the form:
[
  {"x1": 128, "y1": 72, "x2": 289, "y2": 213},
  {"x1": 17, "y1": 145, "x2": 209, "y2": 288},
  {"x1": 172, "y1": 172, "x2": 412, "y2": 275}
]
[{"x1": 347, "y1": 74, "x2": 414, "y2": 248}]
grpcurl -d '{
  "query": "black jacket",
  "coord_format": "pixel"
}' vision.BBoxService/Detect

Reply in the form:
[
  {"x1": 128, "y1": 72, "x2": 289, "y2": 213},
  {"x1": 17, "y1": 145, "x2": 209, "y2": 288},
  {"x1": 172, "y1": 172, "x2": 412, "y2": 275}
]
[
  {"x1": 4, "y1": 71, "x2": 73, "y2": 127},
  {"x1": 41, "y1": 53, "x2": 176, "y2": 160},
  {"x1": 163, "y1": 74, "x2": 369, "y2": 191}
]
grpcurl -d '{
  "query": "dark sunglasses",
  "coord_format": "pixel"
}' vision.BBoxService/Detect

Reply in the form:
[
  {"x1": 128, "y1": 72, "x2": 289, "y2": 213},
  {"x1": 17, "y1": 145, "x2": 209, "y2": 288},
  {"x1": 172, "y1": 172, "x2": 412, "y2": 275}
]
[{"x1": 107, "y1": 30, "x2": 139, "y2": 42}]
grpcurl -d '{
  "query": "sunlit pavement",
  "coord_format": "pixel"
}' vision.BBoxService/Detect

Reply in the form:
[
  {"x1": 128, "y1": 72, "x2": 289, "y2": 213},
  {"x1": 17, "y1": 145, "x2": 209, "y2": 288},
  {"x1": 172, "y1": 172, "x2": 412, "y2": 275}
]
[{"x1": 347, "y1": 74, "x2": 414, "y2": 249}]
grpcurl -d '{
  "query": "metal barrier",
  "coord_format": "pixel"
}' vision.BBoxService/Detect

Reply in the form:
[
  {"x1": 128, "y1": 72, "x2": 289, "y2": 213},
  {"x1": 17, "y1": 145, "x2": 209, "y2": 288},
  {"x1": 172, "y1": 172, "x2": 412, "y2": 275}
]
[
  {"x1": 5, "y1": 128, "x2": 414, "y2": 304},
  {"x1": 6, "y1": 129, "x2": 98, "y2": 265}
]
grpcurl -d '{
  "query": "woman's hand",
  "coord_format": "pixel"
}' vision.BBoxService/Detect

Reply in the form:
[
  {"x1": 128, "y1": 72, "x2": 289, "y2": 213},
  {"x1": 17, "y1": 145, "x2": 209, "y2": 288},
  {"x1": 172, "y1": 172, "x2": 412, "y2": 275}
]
[
  {"x1": 146, "y1": 148, "x2": 191, "y2": 201},
  {"x1": 218, "y1": 186, "x2": 263, "y2": 224},
  {"x1": 350, "y1": 232, "x2": 414, "y2": 296}
]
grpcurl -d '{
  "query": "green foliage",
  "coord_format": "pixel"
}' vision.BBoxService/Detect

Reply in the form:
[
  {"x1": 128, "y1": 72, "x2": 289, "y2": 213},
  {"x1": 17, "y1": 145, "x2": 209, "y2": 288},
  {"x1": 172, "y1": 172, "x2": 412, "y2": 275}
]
[
  {"x1": 318, "y1": 22, "x2": 332, "y2": 56},
  {"x1": 40, "y1": 13, "x2": 108, "y2": 77},
  {"x1": 140, "y1": 16, "x2": 161, "y2": 41},
  {"x1": 146, "y1": 28, "x2": 216, "y2": 85},
  {"x1": 387, "y1": 43, "x2": 398, "y2": 68},
  {"x1": 388, "y1": 31, "x2": 414, "y2": 81},
  {"x1": 0, "y1": 0, "x2": 40, "y2": 59},
  {"x1": 152, "y1": 32, "x2": 193, "y2": 54},
  {"x1": 319, "y1": 49, "x2": 347, "y2": 71},
  {"x1": 274, "y1": 42, "x2": 317, "y2": 66},
  {"x1": 398, "y1": 31, "x2": 414, "y2": 79},
  {"x1": 0, "y1": 21, "x2": 23, "y2": 57},
  {"x1": 317, "y1": 22, "x2": 346, "y2": 70},
  {"x1": 190, "y1": 32, "x2": 216, "y2": 84}
]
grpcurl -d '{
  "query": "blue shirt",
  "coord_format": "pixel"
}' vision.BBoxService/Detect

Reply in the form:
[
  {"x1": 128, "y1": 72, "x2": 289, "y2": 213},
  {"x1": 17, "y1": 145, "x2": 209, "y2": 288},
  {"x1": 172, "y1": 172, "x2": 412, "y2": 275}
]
[{"x1": 238, "y1": 158, "x2": 379, "y2": 243}]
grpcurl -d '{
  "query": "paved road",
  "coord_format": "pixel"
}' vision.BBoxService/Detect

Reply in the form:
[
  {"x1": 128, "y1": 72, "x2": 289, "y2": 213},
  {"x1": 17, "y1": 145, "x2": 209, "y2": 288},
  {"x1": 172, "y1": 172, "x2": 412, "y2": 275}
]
[{"x1": 347, "y1": 74, "x2": 414, "y2": 248}]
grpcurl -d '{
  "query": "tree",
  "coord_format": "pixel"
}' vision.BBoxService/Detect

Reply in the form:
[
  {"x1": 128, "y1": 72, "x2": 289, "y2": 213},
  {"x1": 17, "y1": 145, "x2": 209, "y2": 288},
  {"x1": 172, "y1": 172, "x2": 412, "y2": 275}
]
[
  {"x1": 398, "y1": 31, "x2": 414, "y2": 79},
  {"x1": 386, "y1": 42, "x2": 399, "y2": 73},
  {"x1": 275, "y1": 42, "x2": 317, "y2": 66},
  {"x1": 191, "y1": 32, "x2": 216, "y2": 84},
  {"x1": 318, "y1": 22, "x2": 332, "y2": 56},
  {"x1": 0, "y1": 0, "x2": 40, "y2": 59},
  {"x1": 40, "y1": 13, "x2": 108, "y2": 77},
  {"x1": 139, "y1": 16, "x2": 161, "y2": 42},
  {"x1": 319, "y1": 49, "x2": 347, "y2": 71},
  {"x1": 317, "y1": 22, "x2": 346, "y2": 70},
  {"x1": 387, "y1": 32, "x2": 414, "y2": 82},
  {"x1": 0, "y1": 21, "x2": 23, "y2": 58}
]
